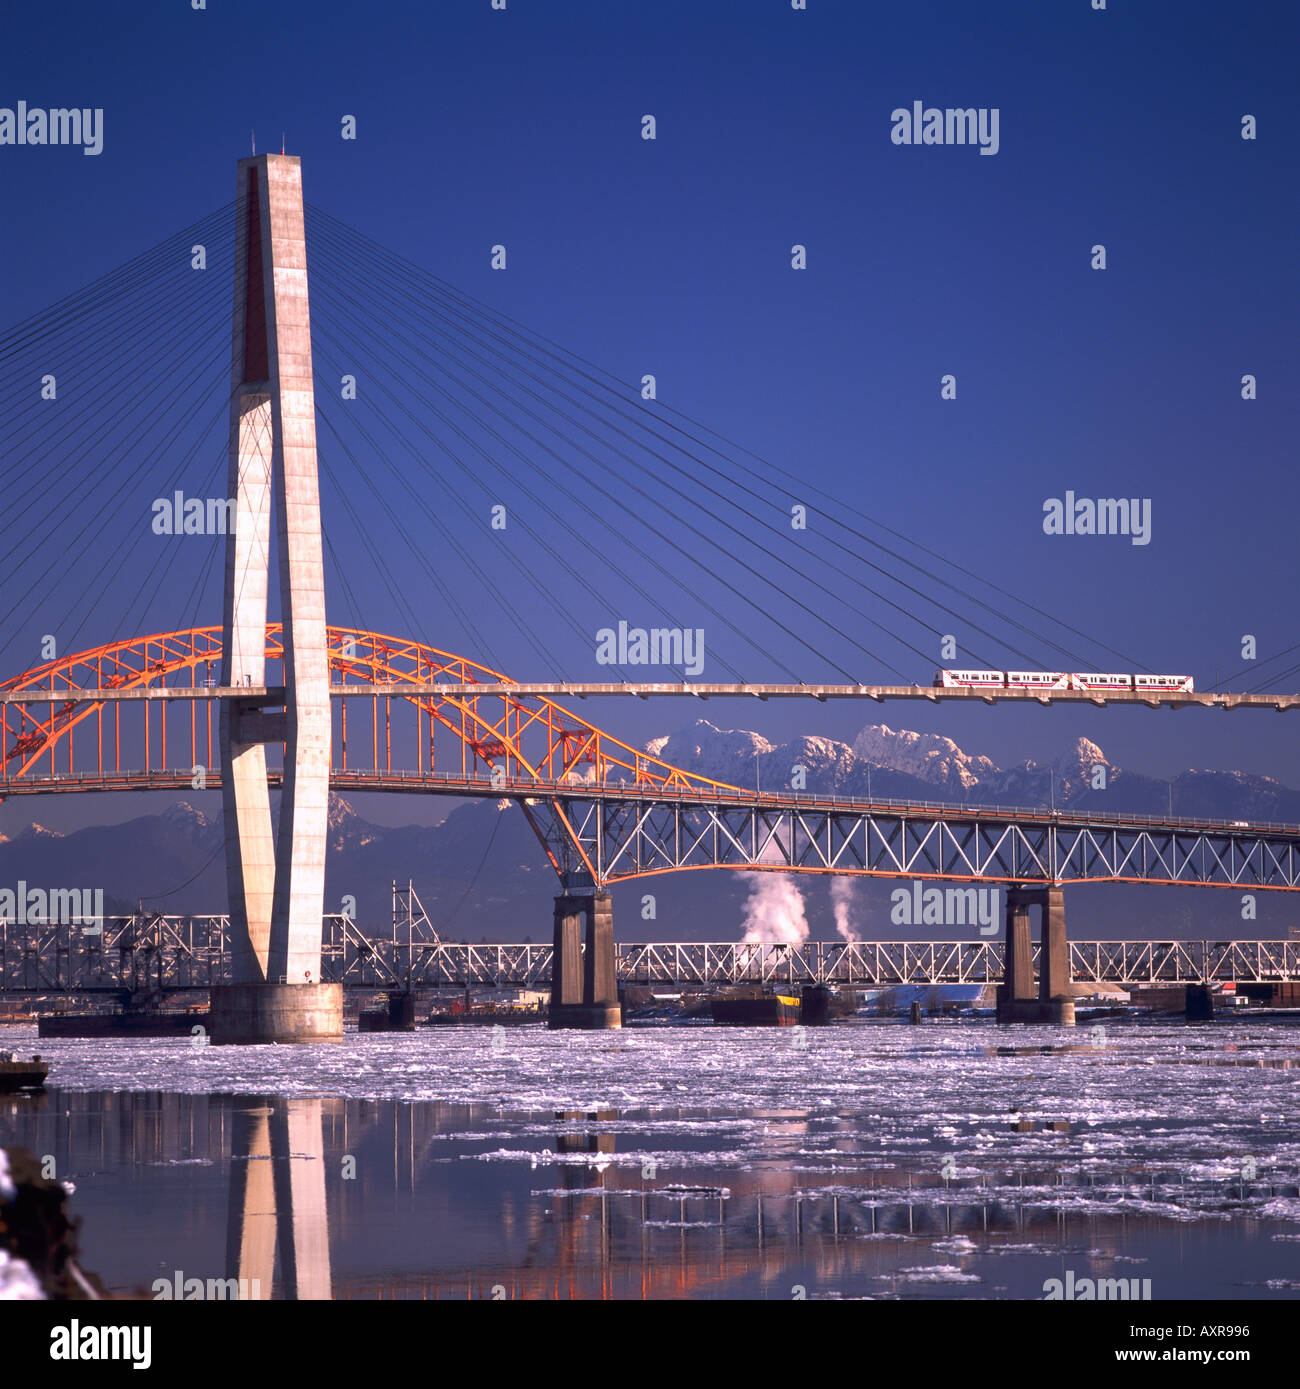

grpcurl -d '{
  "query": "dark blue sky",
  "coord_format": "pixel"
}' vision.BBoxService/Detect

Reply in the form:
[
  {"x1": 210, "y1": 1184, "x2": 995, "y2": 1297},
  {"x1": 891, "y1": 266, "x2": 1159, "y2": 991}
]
[{"x1": 2, "y1": 0, "x2": 1298, "y2": 789}]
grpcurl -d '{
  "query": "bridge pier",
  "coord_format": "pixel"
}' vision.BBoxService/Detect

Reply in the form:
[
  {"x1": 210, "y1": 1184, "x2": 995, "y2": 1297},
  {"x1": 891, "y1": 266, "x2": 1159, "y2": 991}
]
[
  {"x1": 209, "y1": 981, "x2": 343, "y2": 1045},
  {"x1": 997, "y1": 885, "x2": 1075, "y2": 1025},
  {"x1": 549, "y1": 891, "x2": 621, "y2": 1029},
  {"x1": 1185, "y1": 983, "x2": 1214, "y2": 1020},
  {"x1": 800, "y1": 984, "x2": 831, "y2": 1025}
]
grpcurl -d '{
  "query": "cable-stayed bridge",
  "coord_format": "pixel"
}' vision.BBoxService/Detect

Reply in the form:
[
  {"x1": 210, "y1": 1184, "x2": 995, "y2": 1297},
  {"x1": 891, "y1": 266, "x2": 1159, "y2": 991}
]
[{"x1": 3, "y1": 154, "x2": 1298, "y2": 1035}]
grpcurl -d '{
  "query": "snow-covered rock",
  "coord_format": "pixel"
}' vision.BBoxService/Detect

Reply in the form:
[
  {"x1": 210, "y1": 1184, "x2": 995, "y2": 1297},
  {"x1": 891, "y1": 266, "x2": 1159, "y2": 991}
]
[{"x1": 850, "y1": 723, "x2": 997, "y2": 792}]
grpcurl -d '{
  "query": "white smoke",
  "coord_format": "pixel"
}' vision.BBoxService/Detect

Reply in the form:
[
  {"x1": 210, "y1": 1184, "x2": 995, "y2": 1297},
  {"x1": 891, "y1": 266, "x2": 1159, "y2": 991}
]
[
  {"x1": 829, "y1": 876, "x2": 859, "y2": 944},
  {"x1": 740, "y1": 872, "x2": 809, "y2": 945}
]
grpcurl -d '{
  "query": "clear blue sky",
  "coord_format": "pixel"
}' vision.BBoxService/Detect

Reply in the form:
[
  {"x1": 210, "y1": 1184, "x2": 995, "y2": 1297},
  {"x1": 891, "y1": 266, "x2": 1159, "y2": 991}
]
[{"x1": 1, "y1": 0, "x2": 1297, "y2": 787}]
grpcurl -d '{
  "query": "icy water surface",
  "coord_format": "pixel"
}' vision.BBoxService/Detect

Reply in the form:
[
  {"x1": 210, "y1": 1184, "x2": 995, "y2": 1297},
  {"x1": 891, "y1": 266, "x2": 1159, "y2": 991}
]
[{"x1": 1, "y1": 1019, "x2": 1297, "y2": 1299}]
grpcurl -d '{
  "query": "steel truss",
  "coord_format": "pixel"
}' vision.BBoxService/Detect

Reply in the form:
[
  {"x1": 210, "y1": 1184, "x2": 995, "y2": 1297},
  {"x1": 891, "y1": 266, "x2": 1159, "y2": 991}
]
[
  {"x1": 1, "y1": 916, "x2": 1295, "y2": 990},
  {"x1": 529, "y1": 797, "x2": 1300, "y2": 890},
  {"x1": 617, "y1": 938, "x2": 1300, "y2": 986},
  {"x1": 0, "y1": 914, "x2": 374, "y2": 994}
]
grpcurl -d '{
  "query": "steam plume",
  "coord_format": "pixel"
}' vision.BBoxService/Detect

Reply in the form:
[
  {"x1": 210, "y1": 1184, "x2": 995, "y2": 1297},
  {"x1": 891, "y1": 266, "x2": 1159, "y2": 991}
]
[{"x1": 829, "y1": 876, "x2": 859, "y2": 944}]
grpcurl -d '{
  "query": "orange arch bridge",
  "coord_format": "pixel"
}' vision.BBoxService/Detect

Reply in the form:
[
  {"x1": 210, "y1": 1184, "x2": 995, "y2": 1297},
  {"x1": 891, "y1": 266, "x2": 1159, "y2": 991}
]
[{"x1": 3, "y1": 625, "x2": 1300, "y2": 892}]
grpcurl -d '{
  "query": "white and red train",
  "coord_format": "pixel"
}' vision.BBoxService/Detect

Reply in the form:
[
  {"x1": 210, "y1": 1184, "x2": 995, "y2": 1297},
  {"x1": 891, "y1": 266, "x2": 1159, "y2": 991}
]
[{"x1": 934, "y1": 670, "x2": 1194, "y2": 693}]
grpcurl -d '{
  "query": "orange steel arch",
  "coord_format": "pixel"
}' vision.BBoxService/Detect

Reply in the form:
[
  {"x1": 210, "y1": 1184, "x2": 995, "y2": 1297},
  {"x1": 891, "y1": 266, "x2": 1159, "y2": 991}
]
[{"x1": 0, "y1": 624, "x2": 747, "y2": 798}]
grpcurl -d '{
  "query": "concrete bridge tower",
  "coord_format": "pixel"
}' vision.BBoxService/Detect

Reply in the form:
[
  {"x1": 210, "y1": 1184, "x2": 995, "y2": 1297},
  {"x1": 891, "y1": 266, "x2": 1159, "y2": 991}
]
[{"x1": 209, "y1": 153, "x2": 340, "y2": 1044}]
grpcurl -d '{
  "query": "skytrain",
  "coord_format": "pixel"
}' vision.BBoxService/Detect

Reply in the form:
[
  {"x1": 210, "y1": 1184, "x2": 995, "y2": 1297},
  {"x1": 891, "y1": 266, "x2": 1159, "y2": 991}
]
[{"x1": 934, "y1": 670, "x2": 1194, "y2": 693}]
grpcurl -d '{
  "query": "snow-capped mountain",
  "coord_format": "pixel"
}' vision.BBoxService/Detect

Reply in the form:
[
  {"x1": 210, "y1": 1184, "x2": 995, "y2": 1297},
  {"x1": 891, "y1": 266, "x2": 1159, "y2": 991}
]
[
  {"x1": 645, "y1": 723, "x2": 773, "y2": 781},
  {"x1": 161, "y1": 801, "x2": 220, "y2": 847},
  {"x1": 640, "y1": 718, "x2": 1300, "y2": 824},
  {"x1": 11, "y1": 823, "x2": 65, "y2": 841},
  {"x1": 646, "y1": 717, "x2": 1000, "y2": 798},
  {"x1": 851, "y1": 723, "x2": 998, "y2": 792}
]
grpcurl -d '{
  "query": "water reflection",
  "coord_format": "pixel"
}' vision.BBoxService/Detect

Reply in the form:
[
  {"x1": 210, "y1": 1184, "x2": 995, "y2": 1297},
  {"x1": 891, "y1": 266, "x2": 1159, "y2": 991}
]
[
  {"x1": 226, "y1": 1100, "x2": 331, "y2": 1300},
  {"x1": 553, "y1": 1109, "x2": 617, "y2": 1157},
  {"x1": 1, "y1": 1087, "x2": 1297, "y2": 1300}
]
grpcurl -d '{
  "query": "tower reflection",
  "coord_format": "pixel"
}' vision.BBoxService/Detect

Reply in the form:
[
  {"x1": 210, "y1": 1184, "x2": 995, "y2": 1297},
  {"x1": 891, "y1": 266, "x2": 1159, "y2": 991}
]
[{"x1": 226, "y1": 1098, "x2": 331, "y2": 1299}]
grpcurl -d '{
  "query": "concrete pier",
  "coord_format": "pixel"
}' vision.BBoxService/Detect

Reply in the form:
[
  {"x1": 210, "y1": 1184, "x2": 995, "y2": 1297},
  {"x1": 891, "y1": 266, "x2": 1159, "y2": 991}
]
[
  {"x1": 997, "y1": 884, "x2": 1075, "y2": 1025},
  {"x1": 549, "y1": 891, "x2": 621, "y2": 1029},
  {"x1": 209, "y1": 982, "x2": 343, "y2": 1045}
]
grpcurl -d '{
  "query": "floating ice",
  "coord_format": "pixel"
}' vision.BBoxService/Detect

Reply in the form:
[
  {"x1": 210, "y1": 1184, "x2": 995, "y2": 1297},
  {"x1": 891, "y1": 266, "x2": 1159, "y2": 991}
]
[{"x1": 0, "y1": 1249, "x2": 44, "y2": 1301}]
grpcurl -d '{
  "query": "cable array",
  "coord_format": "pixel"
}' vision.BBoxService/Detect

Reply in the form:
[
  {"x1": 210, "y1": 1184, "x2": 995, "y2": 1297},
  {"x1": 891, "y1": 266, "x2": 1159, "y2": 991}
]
[
  {"x1": 0, "y1": 203, "x2": 238, "y2": 667},
  {"x1": 0, "y1": 195, "x2": 1189, "y2": 690},
  {"x1": 304, "y1": 203, "x2": 1149, "y2": 684}
]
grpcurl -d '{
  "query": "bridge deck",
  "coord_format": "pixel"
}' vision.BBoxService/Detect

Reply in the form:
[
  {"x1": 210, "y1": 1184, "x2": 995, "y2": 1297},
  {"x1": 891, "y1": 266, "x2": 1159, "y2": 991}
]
[
  {"x1": 2, "y1": 682, "x2": 1296, "y2": 710},
  {"x1": 10, "y1": 766, "x2": 1300, "y2": 827},
  {"x1": 5, "y1": 766, "x2": 1296, "y2": 839}
]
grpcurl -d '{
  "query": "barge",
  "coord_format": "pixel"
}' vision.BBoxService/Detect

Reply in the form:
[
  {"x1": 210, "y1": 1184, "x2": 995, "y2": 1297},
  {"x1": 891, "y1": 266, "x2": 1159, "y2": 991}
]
[
  {"x1": 0, "y1": 1051, "x2": 48, "y2": 1092},
  {"x1": 710, "y1": 993, "x2": 801, "y2": 1026},
  {"x1": 38, "y1": 1012, "x2": 206, "y2": 1038}
]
